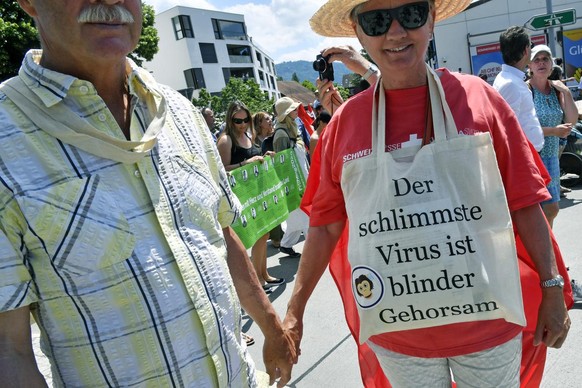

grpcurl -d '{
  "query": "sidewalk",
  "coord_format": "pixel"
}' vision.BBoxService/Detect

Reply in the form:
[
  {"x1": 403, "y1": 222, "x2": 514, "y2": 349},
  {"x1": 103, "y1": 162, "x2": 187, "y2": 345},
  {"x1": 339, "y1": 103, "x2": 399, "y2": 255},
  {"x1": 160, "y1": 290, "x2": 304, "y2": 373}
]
[{"x1": 33, "y1": 186, "x2": 582, "y2": 386}]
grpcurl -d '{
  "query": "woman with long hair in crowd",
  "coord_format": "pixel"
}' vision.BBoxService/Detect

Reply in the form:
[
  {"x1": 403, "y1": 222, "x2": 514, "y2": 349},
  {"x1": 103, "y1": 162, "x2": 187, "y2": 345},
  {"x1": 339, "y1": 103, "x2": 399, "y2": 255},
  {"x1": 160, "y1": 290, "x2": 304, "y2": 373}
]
[
  {"x1": 217, "y1": 102, "x2": 284, "y2": 292},
  {"x1": 252, "y1": 111, "x2": 274, "y2": 149}
]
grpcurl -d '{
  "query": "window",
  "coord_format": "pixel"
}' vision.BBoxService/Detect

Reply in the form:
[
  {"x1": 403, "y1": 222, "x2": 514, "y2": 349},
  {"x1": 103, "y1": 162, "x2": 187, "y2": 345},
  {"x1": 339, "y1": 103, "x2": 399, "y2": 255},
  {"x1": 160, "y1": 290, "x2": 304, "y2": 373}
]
[
  {"x1": 199, "y1": 43, "x2": 218, "y2": 63},
  {"x1": 223, "y1": 67, "x2": 254, "y2": 84},
  {"x1": 184, "y1": 68, "x2": 206, "y2": 90},
  {"x1": 212, "y1": 19, "x2": 221, "y2": 39},
  {"x1": 227, "y1": 45, "x2": 252, "y2": 64},
  {"x1": 256, "y1": 52, "x2": 263, "y2": 68},
  {"x1": 172, "y1": 15, "x2": 193, "y2": 40},
  {"x1": 212, "y1": 19, "x2": 247, "y2": 40}
]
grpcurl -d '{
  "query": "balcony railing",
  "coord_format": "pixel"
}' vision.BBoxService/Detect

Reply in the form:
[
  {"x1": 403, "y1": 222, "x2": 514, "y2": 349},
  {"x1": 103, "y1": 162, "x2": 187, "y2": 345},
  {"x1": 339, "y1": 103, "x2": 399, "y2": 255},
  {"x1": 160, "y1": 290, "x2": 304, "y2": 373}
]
[{"x1": 229, "y1": 55, "x2": 252, "y2": 64}]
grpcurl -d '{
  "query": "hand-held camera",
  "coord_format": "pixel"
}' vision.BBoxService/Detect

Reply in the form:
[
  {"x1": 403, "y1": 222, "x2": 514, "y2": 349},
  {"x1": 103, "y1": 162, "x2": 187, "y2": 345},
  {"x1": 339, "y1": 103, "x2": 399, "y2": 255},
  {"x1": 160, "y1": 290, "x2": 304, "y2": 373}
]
[{"x1": 313, "y1": 54, "x2": 334, "y2": 82}]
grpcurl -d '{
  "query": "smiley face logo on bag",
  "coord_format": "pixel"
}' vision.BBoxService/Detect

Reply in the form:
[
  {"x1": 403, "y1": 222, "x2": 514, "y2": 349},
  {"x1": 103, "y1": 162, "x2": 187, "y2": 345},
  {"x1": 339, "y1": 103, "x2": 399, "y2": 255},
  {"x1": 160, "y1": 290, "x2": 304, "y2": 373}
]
[
  {"x1": 352, "y1": 266, "x2": 384, "y2": 309},
  {"x1": 355, "y1": 275, "x2": 374, "y2": 299}
]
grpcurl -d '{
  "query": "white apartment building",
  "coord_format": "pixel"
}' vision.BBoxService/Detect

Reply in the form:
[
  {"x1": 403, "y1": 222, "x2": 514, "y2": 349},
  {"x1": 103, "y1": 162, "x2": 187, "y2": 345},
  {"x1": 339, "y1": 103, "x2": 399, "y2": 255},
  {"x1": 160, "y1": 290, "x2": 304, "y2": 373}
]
[
  {"x1": 434, "y1": 0, "x2": 582, "y2": 83},
  {"x1": 144, "y1": 6, "x2": 279, "y2": 100}
]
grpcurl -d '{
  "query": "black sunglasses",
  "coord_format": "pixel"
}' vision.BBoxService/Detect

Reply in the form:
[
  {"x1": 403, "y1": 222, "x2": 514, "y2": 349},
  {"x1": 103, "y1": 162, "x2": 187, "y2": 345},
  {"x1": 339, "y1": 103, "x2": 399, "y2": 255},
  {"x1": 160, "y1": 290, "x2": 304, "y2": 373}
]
[
  {"x1": 232, "y1": 117, "x2": 250, "y2": 124},
  {"x1": 357, "y1": 2, "x2": 430, "y2": 37}
]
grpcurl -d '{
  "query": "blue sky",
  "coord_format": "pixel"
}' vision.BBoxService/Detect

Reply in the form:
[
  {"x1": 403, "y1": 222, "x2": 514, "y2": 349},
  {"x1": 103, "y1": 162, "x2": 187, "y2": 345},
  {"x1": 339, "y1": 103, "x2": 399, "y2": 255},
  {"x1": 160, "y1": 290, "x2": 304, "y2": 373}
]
[{"x1": 145, "y1": 0, "x2": 361, "y2": 63}]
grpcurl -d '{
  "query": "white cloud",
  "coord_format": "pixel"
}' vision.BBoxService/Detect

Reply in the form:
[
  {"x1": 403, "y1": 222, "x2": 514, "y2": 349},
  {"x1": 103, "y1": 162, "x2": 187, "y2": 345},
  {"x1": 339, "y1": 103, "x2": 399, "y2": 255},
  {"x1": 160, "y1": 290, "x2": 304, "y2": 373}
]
[{"x1": 144, "y1": 0, "x2": 362, "y2": 63}]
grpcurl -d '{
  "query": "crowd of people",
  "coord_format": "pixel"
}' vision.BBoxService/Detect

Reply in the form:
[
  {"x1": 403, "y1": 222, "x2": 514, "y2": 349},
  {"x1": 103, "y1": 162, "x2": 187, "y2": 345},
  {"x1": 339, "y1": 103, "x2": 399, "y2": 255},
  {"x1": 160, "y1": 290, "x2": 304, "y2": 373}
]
[{"x1": 1, "y1": 0, "x2": 581, "y2": 387}]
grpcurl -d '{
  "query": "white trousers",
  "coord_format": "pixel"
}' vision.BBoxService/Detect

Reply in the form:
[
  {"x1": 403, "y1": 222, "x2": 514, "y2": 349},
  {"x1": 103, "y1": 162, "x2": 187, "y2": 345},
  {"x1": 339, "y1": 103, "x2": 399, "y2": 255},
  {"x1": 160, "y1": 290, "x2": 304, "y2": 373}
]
[
  {"x1": 280, "y1": 208, "x2": 309, "y2": 248},
  {"x1": 368, "y1": 333, "x2": 521, "y2": 388}
]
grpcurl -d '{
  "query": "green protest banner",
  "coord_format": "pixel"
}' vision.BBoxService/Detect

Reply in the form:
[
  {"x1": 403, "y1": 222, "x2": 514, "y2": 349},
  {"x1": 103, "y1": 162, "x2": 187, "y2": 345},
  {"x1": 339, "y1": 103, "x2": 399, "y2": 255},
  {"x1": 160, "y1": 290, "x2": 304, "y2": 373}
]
[{"x1": 229, "y1": 148, "x2": 306, "y2": 248}]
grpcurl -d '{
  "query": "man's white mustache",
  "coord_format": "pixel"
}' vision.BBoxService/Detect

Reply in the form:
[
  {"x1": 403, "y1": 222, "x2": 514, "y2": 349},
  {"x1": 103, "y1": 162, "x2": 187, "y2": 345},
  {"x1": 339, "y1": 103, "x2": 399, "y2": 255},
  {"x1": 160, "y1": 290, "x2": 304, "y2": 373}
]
[{"x1": 78, "y1": 5, "x2": 135, "y2": 24}]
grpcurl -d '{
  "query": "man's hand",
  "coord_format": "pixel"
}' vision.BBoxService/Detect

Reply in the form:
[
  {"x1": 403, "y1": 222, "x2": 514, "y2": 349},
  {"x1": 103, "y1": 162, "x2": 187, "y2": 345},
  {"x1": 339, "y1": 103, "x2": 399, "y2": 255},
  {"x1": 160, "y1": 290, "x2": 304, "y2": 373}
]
[
  {"x1": 222, "y1": 227, "x2": 297, "y2": 386},
  {"x1": 534, "y1": 288, "x2": 571, "y2": 348},
  {"x1": 262, "y1": 325, "x2": 298, "y2": 387},
  {"x1": 282, "y1": 312, "x2": 303, "y2": 358}
]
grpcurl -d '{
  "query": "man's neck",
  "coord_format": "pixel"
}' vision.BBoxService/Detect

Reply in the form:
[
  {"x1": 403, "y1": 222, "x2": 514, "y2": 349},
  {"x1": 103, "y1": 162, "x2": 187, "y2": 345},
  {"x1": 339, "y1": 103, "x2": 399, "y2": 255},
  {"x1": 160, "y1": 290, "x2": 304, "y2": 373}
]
[
  {"x1": 513, "y1": 56, "x2": 530, "y2": 72},
  {"x1": 84, "y1": 63, "x2": 132, "y2": 139},
  {"x1": 39, "y1": 50, "x2": 133, "y2": 139}
]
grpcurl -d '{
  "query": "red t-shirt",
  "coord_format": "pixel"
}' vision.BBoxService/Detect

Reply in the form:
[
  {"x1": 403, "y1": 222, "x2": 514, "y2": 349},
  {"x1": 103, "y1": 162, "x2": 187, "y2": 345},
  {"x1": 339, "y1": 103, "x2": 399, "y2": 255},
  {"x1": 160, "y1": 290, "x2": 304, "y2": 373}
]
[{"x1": 310, "y1": 69, "x2": 551, "y2": 358}]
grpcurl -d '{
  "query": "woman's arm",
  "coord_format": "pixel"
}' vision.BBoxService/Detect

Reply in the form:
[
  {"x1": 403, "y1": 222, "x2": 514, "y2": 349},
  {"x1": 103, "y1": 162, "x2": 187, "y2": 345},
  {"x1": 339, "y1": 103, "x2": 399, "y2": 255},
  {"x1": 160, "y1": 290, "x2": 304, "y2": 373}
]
[{"x1": 552, "y1": 80, "x2": 578, "y2": 125}]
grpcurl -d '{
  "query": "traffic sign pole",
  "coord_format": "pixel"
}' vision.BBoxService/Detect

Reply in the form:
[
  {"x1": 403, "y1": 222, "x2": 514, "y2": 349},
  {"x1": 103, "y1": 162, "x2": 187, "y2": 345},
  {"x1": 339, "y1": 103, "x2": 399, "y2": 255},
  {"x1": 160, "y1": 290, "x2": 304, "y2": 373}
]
[{"x1": 546, "y1": 0, "x2": 556, "y2": 67}]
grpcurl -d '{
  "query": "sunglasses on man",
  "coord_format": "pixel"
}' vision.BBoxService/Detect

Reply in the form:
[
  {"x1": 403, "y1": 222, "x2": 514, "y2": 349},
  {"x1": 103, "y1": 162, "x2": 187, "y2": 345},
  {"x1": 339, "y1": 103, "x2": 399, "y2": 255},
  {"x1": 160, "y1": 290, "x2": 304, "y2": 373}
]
[
  {"x1": 232, "y1": 117, "x2": 250, "y2": 124},
  {"x1": 358, "y1": 2, "x2": 430, "y2": 37}
]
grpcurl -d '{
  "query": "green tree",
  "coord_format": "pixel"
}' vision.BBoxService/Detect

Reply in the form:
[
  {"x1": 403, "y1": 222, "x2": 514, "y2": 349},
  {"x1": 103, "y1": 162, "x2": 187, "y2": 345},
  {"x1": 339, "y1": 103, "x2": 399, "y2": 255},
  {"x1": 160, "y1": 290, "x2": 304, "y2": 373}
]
[
  {"x1": 192, "y1": 77, "x2": 274, "y2": 123},
  {"x1": 128, "y1": 3, "x2": 159, "y2": 66},
  {"x1": 0, "y1": 1, "x2": 159, "y2": 81},
  {"x1": 0, "y1": 1, "x2": 39, "y2": 81},
  {"x1": 291, "y1": 72, "x2": 300, "y2": 83},
  {"x1": 335, "y1": 84, "x2": 350, "y2": 101},
  {"x1": 301, "y1": 80, "x2": 316, "y2": 92},
  {"x1": 349, "y1": 48, "x2": 375, "y2": 88}
]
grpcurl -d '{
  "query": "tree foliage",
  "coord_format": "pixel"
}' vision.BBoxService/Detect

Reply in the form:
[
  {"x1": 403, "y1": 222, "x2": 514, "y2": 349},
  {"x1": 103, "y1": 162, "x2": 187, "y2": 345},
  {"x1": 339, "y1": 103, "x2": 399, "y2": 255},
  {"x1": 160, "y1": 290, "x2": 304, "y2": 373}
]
[
  {"x1": 128, "y1": 3, "x2": 159, "y2": 66},
  {"x1": 0, "y1": 1, "x2": 159, "y2": 80},
  {"x1": 336, "y1": 85, "x2": 350, "y2": 101},
  {"x1": 192, "y1": 78, "x2": 275, "y2": 123},
  {"x1": 301, "y1": 80, "x2": 316, "y2": 92},
  {"x1": 0, "y1": 1, "x2": 40, "y2": 81},
  {"x1": 291, "y1": 72, "x2": 300, "y2": 83}
]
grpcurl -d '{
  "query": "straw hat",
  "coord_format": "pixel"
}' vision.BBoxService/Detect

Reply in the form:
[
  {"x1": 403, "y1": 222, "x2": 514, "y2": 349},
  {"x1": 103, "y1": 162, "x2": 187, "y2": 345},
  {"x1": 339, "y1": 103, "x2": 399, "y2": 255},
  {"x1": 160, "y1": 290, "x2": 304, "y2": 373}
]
[
  {"x1": 310, "y1": 0, "x2": 471, "y2": 37},
  {"x1": 275, "y1": 97, "x2": 300, "y2": 122}
]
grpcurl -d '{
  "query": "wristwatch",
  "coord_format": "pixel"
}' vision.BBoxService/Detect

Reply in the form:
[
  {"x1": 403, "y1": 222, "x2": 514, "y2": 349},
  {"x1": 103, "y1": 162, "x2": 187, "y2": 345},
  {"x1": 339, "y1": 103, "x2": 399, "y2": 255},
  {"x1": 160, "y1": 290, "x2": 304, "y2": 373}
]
[
  {"x1": 540, "y1": 275, "x2": 564, "y2": 289},
  {"x1": 362, "y1": 65, "x2": 378, "y2": 82}
]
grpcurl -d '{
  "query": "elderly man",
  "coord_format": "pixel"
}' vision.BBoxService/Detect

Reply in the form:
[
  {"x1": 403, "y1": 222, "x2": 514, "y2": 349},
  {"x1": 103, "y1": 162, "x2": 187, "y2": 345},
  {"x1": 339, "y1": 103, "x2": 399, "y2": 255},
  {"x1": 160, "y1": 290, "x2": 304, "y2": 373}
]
[
  {"x1": 0, "y1": 0, "x2": 295, "y2": 387},
  {"x1": 201, "y1": 107, "x2": 215, "y2": 128}
]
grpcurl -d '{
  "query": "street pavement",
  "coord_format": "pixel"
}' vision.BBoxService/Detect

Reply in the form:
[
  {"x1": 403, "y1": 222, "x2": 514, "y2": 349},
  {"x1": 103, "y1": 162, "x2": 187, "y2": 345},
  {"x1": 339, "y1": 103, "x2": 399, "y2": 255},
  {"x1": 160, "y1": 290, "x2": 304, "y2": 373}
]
[{"x1": 32, "y1": 185, "x2": 582, "y2": 387}]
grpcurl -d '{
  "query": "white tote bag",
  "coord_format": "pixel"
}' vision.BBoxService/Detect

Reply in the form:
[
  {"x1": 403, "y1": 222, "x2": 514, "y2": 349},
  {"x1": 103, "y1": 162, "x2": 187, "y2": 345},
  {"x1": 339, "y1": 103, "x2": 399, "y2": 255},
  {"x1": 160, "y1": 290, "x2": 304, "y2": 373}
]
[{"x1": 341, "y1": 66, "x2": 526, "y2": 343}]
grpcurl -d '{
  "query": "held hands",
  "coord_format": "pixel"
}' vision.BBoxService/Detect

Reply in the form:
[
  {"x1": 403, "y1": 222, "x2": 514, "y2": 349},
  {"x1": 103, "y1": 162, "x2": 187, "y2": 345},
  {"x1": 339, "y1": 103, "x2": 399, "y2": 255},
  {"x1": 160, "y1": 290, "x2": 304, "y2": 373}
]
[
  {"x1": 262, "y1": 325, "x2": 298, "y2": 387},
  {"x1": 282, "y1": 312, "x2": 304, "y2": 364},
  {"x1": 534, "y1": 288, "x2": 571, "y2": 348}
]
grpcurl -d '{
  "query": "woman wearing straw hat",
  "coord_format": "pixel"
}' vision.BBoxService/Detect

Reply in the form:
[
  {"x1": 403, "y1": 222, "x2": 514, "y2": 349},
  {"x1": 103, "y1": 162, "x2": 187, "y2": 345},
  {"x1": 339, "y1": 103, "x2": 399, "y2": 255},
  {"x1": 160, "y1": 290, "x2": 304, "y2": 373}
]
[{"x1": 283, "y1": 1, "x2": 572, "y2": 387}]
